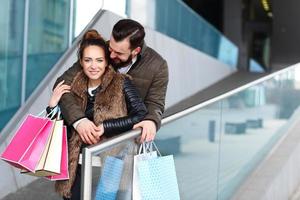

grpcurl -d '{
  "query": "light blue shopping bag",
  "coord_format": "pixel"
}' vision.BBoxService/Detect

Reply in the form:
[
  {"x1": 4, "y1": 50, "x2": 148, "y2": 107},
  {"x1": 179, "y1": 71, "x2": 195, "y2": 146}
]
[
  {"x1": 94, "y1": 145, "x2": 131, "y2": 200},
  {"x1": 137, "y1": 143, "x2": 180, "y2": 200},
  {"x1": 94, "y1": 156, "x2": 124, "y2": 200}
]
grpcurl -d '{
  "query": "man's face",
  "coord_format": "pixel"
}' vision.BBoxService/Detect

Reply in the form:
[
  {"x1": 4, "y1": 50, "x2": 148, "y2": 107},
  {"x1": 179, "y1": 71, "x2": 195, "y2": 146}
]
[{"x1": 109, "y1": 36, "x2": 136, "y2": 68}]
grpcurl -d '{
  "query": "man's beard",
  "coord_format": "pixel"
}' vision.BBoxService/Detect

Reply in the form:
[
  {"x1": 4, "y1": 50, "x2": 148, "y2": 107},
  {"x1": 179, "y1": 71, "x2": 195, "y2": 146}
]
[{"x1": 110, "y1": 54, "x2": 133, "y2": 69}]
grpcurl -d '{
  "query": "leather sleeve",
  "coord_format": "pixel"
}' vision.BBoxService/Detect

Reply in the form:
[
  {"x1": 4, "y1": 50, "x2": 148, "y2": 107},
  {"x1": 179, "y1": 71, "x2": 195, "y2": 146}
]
[
  {"x1": 103, "y1": 77, "x2": 148, "y2": 137},
  {"x1": 54, "y1": 61, "x2": 86, "y2": 125}
]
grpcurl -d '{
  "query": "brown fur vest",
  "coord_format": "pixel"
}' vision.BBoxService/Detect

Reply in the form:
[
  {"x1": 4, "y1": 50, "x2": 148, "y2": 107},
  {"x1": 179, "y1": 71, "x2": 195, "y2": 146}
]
[{"x1": 55, "y1": 66, "x2": 128, "y2": 198}]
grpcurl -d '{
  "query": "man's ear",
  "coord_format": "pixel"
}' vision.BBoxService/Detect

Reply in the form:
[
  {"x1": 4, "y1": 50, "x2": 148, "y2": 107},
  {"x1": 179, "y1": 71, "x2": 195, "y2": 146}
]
[{"x1": 132, "y1": 47, "x2": 141, "y2": 57}]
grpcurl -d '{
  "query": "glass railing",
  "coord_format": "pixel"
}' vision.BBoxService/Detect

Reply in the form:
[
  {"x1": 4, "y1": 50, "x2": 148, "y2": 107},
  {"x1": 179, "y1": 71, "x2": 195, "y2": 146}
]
[
  {"x1": 127, "y1": 0, "x2": 238, "y2": 68},
  {"x1": 157, "y1": 66, "x2": 300, "y2": 199},
  {"x1": 82, "y1": 63, "x2": 300, "y2": 199},
  {"x1": 26, "y1": 0, "x2": 71, "y2": 97},
  {"x1": 26, "y1": 52, "x2": 64, "y2": 97},
  {"x1": 0, "y1": 0, "x2": 73, "y2": 131},
  {"x1": 0, "y1": 0, "x2": 25, "y2": 132}
]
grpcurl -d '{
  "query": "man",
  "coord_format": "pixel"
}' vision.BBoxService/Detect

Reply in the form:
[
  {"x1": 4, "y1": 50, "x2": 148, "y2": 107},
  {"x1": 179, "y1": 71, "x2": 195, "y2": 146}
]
[{"x1": 55, "y1": 19, "x2": 168, "y2": 144}]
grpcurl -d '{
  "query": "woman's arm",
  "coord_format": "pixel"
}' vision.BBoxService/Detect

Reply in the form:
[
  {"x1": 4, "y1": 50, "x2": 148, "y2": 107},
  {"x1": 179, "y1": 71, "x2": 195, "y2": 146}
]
[
  {"x1": 54, "y1": 61, "x2": 85, "y2": 125},
  {"x1": 102, "y1": 77, "x2": 148, "y2": 137},
  {"x1": 46, "y1": 80, "x2": 71, "y2": 118}
]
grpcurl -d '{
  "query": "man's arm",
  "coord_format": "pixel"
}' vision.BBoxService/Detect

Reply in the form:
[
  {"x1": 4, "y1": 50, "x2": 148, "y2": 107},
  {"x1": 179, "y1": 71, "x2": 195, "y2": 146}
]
[
  {"x1": 143, "y1": 60, "x2": 169, "y2": 130},
  {"x1": 133, "y1": 60, "x2": 168, "y2": 142},
  {"x1": 54, "y1": 61, "x2": 85, "y2": 126}
]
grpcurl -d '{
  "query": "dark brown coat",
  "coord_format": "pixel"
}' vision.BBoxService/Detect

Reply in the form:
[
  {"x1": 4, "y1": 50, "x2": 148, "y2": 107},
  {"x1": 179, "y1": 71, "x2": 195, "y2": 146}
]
[{"x1": 55, "y1": 67, "x2": 128, "y2": 198}]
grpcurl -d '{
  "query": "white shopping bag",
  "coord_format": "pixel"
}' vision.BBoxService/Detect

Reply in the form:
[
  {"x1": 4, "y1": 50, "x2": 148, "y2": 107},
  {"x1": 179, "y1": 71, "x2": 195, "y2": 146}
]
[{"x1": 132, "y1": 142, "x2": 157, "y2": 200}]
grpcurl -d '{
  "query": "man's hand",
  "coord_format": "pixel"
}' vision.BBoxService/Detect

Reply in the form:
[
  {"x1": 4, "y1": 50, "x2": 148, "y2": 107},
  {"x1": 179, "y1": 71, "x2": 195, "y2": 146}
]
[
  {"x1": 133, "y1": 120, "x2": 157, "y2": 143},
  {"x1": 76, "y1": 118, "x2": 101, "y2": 144}
]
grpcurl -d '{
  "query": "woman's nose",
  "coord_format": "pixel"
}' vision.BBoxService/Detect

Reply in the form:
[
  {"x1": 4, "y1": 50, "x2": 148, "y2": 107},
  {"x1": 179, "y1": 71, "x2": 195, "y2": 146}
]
[{"x1": 91, "y1": 61, "x2": 97, "y2": 68}]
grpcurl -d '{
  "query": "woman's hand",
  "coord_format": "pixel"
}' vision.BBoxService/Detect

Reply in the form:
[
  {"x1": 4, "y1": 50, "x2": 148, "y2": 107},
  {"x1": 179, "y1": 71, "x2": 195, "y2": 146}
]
[
  {"x1": 48, "y1": 80, "x2": 71, "y2": 108},
  {"x1": 76, "y1": 120, "x2": 104, "y2": 144}
]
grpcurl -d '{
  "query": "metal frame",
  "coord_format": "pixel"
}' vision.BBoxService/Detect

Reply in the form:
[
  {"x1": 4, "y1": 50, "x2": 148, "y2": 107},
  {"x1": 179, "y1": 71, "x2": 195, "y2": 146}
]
[
  {"x1": 68, "y1": 0, "x2": 75, "y2": 48},
  {"x1": 21, "y1": 0, "x2": 30, "y2": 105},
  {"x1": 80, "y1": 63, "x2": 300, "y2": 200}
]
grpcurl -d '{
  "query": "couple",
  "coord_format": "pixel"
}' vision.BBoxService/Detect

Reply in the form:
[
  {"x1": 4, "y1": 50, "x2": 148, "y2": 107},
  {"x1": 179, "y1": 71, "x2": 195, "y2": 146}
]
[{"x1": 48, "y1": 19, "x2": 168, "y2": 200}]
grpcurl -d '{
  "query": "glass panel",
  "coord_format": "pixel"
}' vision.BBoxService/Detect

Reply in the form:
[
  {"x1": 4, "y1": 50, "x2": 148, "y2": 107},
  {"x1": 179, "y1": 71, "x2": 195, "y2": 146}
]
[
  {"x1": 91, "y1": 140, "x2": 137, "y2": 199},
  {"x1": 0, "y1": 0, "x2": 25, "y2": 131},
  {"x1": 249, "y1": 58, "x2": 265, "y2": 73},
  {"x1": 218, "y1": 36, "x2": 239, "y2": 68},
  {"x1": 217, "y1": 67, "x2": 300, "y2": 199},
  {"x1": 128, "y1": 0, "x2": 238, "y2": 68},
  {"x1": 26, "y1": 0, "x2": 71, "y2": 98},
  {"x1": 157, "y1": 102, "x2": 222, "y2": 199}
]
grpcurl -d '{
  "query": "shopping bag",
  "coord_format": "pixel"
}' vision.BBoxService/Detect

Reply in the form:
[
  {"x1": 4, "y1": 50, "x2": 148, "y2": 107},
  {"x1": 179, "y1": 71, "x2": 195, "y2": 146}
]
[
  {"x1": 1, "y1": 113, "x2": 53, "y2": 172},
  {"x1": 46, "y1": 125, "x2": 69, "y2": 180},
  {"x1": 22, "y1": 119, "x2": 64, "y2": 176},
  {"x1": 94, "y1": 147, "x2": 130, "y2": 200},
  {"x1": 94, "y1": 156, "x2": 124, "y2": 200},
  {"x1": 21, "y1": 108, "x2": 69, "y2": 179},
  {"x1": 133, "y1": 143, "x2": 157, "y2": 200},
  {"x1": 137, "y1": 142, "x2": 180, "y2": 200}
]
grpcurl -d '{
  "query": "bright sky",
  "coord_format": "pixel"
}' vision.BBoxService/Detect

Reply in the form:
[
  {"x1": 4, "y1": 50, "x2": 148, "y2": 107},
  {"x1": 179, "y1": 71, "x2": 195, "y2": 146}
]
[{"x1": 75, "y1": 0, "x2": 127, "y2": 36}]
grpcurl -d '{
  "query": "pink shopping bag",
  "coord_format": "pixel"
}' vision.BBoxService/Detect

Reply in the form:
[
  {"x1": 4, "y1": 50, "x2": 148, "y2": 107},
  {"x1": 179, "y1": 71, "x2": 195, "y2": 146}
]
[
  {"x1": 46, "y1": 125, "x2": 69, "y2": 180},
  {"x1": 21, "y1": 119, "x2": 64, "y2": 176},
  {"x1": 1, "y1": 114, "x2": 54, "y2": 172}
]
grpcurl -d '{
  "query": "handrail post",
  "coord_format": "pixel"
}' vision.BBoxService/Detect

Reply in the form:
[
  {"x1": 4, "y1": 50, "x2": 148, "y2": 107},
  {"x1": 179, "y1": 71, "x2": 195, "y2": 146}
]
[{"x1": 81, "y1": 148, "x2": 92, "y2": 200}]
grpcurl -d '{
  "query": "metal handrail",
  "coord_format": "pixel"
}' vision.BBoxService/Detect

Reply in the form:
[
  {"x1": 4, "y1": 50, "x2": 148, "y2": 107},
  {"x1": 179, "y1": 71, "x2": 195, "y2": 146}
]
[{"x1": 81, "y1": 62, "x2": 300, "y2": 199}]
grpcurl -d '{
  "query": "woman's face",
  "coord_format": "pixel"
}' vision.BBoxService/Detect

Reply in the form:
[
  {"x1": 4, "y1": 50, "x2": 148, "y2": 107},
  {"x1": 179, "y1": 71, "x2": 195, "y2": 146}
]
[{"x1": 81, "y1": 45, "x2": 107, "y2": 83}]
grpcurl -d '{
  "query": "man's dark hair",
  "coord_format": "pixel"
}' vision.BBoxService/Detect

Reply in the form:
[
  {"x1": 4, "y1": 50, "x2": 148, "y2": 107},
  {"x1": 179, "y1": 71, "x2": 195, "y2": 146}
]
[{"x1": 112, "y1": 19, "x2": 145, "y2": 50}]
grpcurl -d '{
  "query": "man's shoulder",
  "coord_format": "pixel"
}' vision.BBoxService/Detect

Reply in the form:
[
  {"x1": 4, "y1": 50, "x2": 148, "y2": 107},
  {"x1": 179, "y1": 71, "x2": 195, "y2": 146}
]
[{"x1": 142, "y1": 46, "x2": 165, "y2": 63}]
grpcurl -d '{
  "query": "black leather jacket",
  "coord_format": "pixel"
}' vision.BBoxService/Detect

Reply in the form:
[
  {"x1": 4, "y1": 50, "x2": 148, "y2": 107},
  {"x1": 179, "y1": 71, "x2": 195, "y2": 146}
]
[{"x1": 102, "y1": 77, "x2": 147, "y2": 137}]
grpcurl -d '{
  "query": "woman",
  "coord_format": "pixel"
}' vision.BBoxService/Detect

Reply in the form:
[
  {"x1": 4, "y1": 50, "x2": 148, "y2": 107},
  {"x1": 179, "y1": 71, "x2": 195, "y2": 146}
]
[{"x1": 47, "y1": 29, "x2": 147, "y2": 200}]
